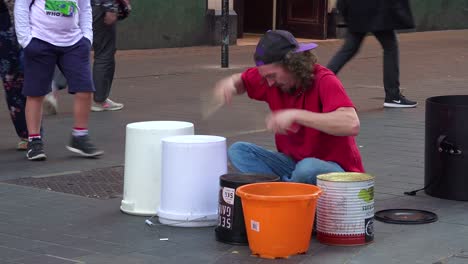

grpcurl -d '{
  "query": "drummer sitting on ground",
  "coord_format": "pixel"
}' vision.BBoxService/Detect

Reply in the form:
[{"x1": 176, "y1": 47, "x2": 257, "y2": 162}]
[{"x1": 211, "y1": 30, "x2": 365, "y2": 184}]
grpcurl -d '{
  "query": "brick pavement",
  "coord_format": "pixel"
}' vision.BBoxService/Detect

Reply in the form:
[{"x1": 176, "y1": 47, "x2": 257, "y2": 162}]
[{"x1": 0, "y1": 30, "x2": 467, "y2": 263}]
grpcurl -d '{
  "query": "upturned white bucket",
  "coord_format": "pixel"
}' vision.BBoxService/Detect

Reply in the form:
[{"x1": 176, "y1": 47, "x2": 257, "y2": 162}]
[
  {"x1": 316, "y1": 172, "x2": 374, "y2": 246},
  {"x1": 158, "y1": 135, "x2": 227, "y2": 227},
  {"x1": 121, "y1": 121, "x2": 194, "y2": 216}
]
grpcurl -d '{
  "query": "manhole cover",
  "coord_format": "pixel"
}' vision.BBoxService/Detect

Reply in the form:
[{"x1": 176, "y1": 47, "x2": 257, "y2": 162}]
[
  {"x1": 3, "y1": 166, "x2": 123, "y2": 199},
  {"x1": 375, "y1": 209, "x2": 438, "y2": 224}
]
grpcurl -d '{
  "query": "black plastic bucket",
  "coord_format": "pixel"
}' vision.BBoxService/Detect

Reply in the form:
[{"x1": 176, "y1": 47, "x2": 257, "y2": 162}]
[
  {"x1": 215, "y1": 173, "x2": 280, "y2": 245},
  {"x1": 425, "y1": 95, "x2": 468, "y2": 201}
]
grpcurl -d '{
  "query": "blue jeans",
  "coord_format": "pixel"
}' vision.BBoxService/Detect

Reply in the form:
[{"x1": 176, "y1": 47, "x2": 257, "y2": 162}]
[{"x1": 228, "y1": 142, "x2": 344, "y2": 185}]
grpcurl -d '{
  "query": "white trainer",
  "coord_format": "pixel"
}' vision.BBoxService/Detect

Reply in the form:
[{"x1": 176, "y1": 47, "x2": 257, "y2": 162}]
[
  {"x1": 91, "y1": 98, "x2": 124, "y2": 112},
  {"x1": 43, "y1": 93, "x2": 58, "y2": 115}
]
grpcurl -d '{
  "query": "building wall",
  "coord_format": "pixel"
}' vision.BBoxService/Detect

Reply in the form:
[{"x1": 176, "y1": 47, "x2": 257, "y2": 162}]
[
  {"x1": 410, "y1": 0, "x2": 468, "y2": 31},
  {"x1": 208, "y1": 0, "x2": 233, "y2": 10},
  {"x1": 116, "y1": 0, "x2": 209, "y2": 50},
  {"x1": 116, "y1": 0, "x2": 468, "y2": 49},
  {"x1": 330, "y1": 0, "x2": 468, "y2": 38},
  {"x1": 328, "y1": 0, "x2": 468, "y2": 31}
]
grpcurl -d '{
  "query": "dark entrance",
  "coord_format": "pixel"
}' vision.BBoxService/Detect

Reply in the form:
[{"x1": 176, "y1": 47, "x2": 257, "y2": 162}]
[
  {"x1": 234, "y1": 0, "x2": 328, "y2": 39},
  {"x1": 277, "y1": 0, "x2": 328, "y2": 39},
  {"x1": 233, "y1": 0, "x2": 273, "y2": 38}
]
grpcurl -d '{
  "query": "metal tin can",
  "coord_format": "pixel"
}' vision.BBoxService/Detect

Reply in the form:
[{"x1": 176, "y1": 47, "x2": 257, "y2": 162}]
[{"x1": 316, "y1": 172, "x2": 374, "y2": 245}]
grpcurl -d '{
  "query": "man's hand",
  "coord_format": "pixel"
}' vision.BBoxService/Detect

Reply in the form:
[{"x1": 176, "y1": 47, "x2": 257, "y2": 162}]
[
  {"x1": 202, "y1": 73, "x2": 245, "y2": 119},
  {"x1": 266, "y1": 109, "x2": 300, "y2": 134},
  {"x1": 201, "y1": 76, "x2": 236, "y2": 119},
  {"x1": 213, "y1": 76, "x2": 237, "y2": 105},
  {"x1": 104, "y1": 11, "x2": 118, "y2": 25}
]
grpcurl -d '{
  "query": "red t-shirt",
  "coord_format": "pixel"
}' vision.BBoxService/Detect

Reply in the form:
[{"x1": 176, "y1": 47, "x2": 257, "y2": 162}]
[{"x1": 241, "y1": 64, "x2": 365, "y2": 172}]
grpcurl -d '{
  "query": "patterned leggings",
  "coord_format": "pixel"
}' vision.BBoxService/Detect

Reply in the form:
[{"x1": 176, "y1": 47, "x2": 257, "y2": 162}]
[{"x1": 0, "y1": 27, "x2": 28, "y2": 139}]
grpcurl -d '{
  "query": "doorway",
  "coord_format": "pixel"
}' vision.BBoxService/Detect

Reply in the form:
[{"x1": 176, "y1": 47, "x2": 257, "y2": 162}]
[{"x1": 234, "y1": 0, "x2": 328, "y2": 39}]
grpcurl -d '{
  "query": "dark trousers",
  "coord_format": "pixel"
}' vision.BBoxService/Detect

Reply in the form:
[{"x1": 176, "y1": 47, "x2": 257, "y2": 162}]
[
  {"x1": 0, "y1": 25, "x2": 28, "y2": 139},
  {"x1": 327, "y1": 30, "x2": 401, "y2": 100},
  {"x1": 92, "y1": 6, "x2": 117, "y2": 103}
]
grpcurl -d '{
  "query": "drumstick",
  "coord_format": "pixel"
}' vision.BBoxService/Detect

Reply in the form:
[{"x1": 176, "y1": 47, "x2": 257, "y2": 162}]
[{"x1": 224, "y1": 128, "x2": 268, "y2": 137}]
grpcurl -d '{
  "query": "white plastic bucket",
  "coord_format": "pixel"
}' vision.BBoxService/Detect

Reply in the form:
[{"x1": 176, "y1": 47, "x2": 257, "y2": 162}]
[
  {"x1": 158, "y1": 135, "x2": 227, "y2": 227},
  {"x1": 120, "y1": 121, "x2": 194, "y2": 216},
  {"x1": 316, "y1": 172, "x2": 374, "y2": 245}
]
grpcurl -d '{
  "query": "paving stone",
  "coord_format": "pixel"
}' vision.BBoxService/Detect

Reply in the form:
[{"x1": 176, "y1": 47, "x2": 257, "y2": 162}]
[
  {"x1": 0, "y1": 233, "x2": 53, "y2": 251},
  {"x1": 29, "y1": 245, "x2": 93, "y2": 259},
  {"x1": 7, "y1": 254, "x2": 82, "y2": 264},
  {"x1": 0, "y1": 246, "x2": 40, "y2": 262},
  {"x1": 302, "y1": 245, "x2": 363, "y2": 264},
  {"x1": 344, "y1": 223, "x2": 468, "y2": 264},
  {"x1": 77, "y1": 252, "x2": 167, "y2": 264}
]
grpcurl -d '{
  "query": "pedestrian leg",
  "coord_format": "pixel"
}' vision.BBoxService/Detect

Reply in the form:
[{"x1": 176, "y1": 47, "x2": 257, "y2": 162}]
[{"x1": 327, "y1": 31, "x2": 366, "y2": 74}]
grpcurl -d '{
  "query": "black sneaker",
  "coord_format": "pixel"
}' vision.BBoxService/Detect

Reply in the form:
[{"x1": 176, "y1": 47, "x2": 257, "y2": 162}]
[
  {"x1": 26, "y1": 138, "x2": 47, "y2": 161},
  {"x1": 384, "y1": 94, "x2": 418, "y2": 108},
  {"x1": 66, "y1": 135, "x2": 104, "y2": 157}
]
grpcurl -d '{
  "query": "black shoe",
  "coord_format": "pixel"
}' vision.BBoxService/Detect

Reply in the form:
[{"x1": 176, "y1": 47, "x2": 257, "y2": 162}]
[
  {"x1": 384, "y1": 94, "x2": 418, "y2": 108},
  {"x1": 66, "y1": 135, "x2": 104, "y2": 157},
  {"x1": 27, "y1": 138, "x2": 47, "y2": 161}
]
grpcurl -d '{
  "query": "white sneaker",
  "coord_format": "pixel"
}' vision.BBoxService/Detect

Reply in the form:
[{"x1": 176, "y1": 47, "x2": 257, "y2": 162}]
[
  {"x1": 91, "y1": 99, "x2": 124, "y2": 112},
  {"x1": 43, "y1": 93, "x2": 58, "y2": 115}
]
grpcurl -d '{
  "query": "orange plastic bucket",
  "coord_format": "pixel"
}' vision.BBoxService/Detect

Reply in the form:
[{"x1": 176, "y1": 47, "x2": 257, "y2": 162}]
[{"x1": 236, "y1": 182, "x2": 322, "y2": 259}]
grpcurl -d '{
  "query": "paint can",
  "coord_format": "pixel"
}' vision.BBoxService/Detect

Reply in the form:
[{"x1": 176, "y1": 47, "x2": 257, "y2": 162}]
[{"x1": 316, "y1": 172, "x2": 374, "y2": 245}]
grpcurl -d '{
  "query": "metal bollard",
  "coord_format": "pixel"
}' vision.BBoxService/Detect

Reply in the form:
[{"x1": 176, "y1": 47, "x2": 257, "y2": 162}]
[{"x1": 221, "y1": 0, "x2": 229, "y2": 68}]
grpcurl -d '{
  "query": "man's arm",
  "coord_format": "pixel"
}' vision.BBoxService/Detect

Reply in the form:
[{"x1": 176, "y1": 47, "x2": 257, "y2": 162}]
[
  {"x1": 213, "y1": 73, "x2": 246, "y2": 105},
  {"x1": 93, "y1": 0, "x2": 118, "y2": 25},
  {"x1": 14, "y1": 0, "x2": 33, "y2": 48},
  {"x1": 96, "y1": 0, "x2": 118, "y2": 12},
  {"x1": 79, "y1": 0, "x2": 93, "y2": 43},
  {"x1": 202, "y1": 73, "x2": 246, "y2": 119},
  {"x1": 266, "y1": 107, "x2": 360, "y2": 136}
]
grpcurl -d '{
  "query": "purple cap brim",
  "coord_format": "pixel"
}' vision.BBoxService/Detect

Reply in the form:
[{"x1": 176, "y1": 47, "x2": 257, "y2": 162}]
[{"x1": 295, "y1": 43, "x2": 318, "y2": 53}]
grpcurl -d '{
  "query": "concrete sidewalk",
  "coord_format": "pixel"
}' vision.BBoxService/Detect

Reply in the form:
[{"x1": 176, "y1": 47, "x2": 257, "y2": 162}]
[{"x1": 0, "y1": 30, "x2": 467, "y2": 263}]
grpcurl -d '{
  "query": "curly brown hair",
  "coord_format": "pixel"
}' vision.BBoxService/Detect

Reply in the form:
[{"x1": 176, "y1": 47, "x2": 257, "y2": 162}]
[{"x1": 280, "y1": 50, "x2": 318, "y2": 88}]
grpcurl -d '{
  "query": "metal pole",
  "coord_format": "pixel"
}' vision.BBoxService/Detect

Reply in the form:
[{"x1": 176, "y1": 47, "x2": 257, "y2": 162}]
[
  {"x1": 272, "y1": 0, "x2": 277, "y2": 30},
  {"x1": 221, "y1": 0, "x2": 229, "y2": 68}
]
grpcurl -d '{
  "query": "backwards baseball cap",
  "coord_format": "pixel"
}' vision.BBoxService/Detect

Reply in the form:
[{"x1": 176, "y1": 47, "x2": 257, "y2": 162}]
[{"x1": 254, "y1": 30, "x2": 318, "y2": 67}]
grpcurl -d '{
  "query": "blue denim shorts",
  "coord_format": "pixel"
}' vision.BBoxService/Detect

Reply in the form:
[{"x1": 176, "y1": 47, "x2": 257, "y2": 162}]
[{"x1": 22, "y1": 37, "x2": 94, "y2": 96}]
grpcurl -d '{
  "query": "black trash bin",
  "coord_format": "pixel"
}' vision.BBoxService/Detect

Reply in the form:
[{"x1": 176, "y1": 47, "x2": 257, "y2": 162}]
[
  {"x1": 425, "y1": 95, "x2": 468, "y2": 201},
  {"x1": 215, "y1": 173, "x2": 280, "y2": 245}
]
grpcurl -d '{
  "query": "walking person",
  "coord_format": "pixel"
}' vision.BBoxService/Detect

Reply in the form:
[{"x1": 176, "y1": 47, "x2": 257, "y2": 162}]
[
  {"x1": 15, "y1": 0, "x2": 104, "y2": 160},
  {"x1": 43, "y1": 67, "x2": 67, "y2": 115},
  {"x1": 90, "y1": 0, "x2": 125, "y2": 112},
  {"x1": 211, "y1": 30, "x2": 364, "y2": 185},
  {"x1": 1, "y1": 0, "x2": 28, "y2": 150},
  {"x1": 327, "y1": 0, "x2": 417, "y2": 108},
  {"x1": 43, "y1": 0, "x2": 131, "y2": 114}
]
